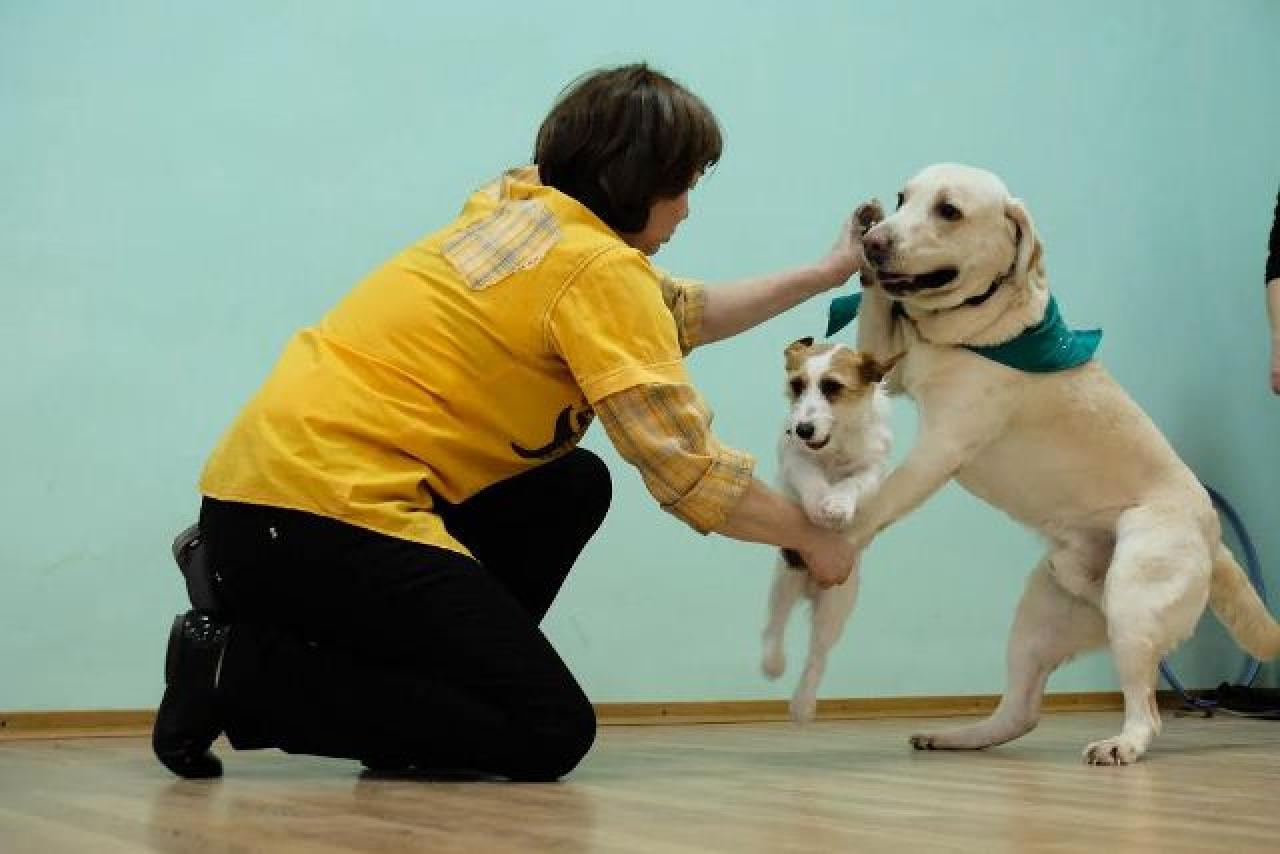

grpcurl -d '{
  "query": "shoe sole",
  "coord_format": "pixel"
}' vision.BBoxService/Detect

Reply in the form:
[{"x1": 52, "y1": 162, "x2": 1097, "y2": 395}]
[
  {"x1": 155, "y1": 614, "x2": 225, "y2": 780},
  {"x1": 164, "y1": 613, "x2": 185, "y2": 686}
]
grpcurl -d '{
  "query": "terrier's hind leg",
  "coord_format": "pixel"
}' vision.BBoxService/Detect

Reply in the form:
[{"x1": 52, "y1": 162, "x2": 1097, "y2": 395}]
[
  {"x1": 763, "y1": 558, "x2": 808, "y2": 679},
  {"x1": 791, "y1": 571, "x2": 860, "y2": 723}
]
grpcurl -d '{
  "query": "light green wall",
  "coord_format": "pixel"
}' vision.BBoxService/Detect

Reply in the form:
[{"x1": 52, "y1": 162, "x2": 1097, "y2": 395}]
[{"x1": 3, "y1": 1, "x2": 1278, "y2": 711}]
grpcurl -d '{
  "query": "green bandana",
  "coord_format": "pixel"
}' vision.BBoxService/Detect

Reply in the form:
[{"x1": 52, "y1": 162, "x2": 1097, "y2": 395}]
[
  {"x1": 825, "y1": 292, "x2": 1101, "y2": 373},
  {"x1": 826, "y1": 292, "x2": 865, "y2": 338}
]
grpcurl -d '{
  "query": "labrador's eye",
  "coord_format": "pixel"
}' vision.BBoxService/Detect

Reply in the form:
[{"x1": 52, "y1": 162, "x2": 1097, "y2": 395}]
[
  {"x1": 936, "y1": 201, "x2": 963, "y2": 221},
  {"x1": 819, "y1": 379, "x2": 843, "y2": 398},
  {"x1": 896, "y1": 192, "x2": 905, "y2": 210}
]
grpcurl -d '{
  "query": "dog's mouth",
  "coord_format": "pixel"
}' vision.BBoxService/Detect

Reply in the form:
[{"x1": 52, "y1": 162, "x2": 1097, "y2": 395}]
[
  {"x1": 785, "y1": 428, "x2": 831, "y2": 451},
  {"x1": 875, "y1": 267, "x2": 959, "y2": 295}
]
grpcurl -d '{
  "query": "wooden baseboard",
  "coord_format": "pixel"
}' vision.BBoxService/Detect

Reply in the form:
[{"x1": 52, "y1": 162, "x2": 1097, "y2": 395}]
[
  {"x1": 599, "y1": 691, "x2": 1141, "y2": 725},
  {"x1": 0, "y1": 709, "x2": 157, "y2": 741},
  {"x1": 0, "y1": 691, "x2": 1177, "y2": 741}
]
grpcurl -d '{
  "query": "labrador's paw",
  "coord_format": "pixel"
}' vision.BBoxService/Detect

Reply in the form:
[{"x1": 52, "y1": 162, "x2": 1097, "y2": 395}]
[{"x1": 1083, "y1": 736, "x2": 1143, "y2": 766}]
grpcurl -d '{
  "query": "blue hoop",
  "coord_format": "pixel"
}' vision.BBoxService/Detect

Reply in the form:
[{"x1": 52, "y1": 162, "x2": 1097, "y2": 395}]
[{"x1": 1158, "y1": 484, "x2": 1267, "y2": 708}]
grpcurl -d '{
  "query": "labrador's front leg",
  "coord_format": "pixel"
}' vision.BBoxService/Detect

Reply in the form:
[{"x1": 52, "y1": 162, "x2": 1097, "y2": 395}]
[
  {"x1": 853, "y1": 281, "x2": 902, "y2": 368},
  {"x1": 846, "y1": 427, "x2": 973, "y2": 550}
]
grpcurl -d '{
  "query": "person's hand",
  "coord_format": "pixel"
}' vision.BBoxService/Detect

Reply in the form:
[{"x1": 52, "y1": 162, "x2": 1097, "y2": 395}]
[
  {"x1": 814, "y1": 211, "x2": 869, "y2": 291},
  {"x1": 795, "y1": 528, "x2": 860, "y2": 589},
  {"x1": 814, "y1": 199, "x2": 886, "y2": 291}
]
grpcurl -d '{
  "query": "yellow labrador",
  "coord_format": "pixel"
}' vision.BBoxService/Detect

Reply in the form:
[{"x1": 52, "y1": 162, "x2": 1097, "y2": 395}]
[{"x1": 848, "y1": 163, "x2": 1278, "y2": 765}]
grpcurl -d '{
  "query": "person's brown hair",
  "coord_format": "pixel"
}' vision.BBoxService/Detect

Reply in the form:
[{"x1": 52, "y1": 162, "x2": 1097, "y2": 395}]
[{"x1": 534, "y1": 63, "x2": 722, "y2": 234}]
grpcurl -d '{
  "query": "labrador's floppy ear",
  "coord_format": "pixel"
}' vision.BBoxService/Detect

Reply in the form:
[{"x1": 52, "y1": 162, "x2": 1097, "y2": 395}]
[{"x1": 1005, "y1": 198, "x2": 1044, "y2": 287}]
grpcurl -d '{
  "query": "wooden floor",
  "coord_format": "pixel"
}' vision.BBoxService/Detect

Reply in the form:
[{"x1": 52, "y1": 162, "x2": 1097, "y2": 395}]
[{"x1": 2, "y1": 711, "x2": 1279, "y2": 853}]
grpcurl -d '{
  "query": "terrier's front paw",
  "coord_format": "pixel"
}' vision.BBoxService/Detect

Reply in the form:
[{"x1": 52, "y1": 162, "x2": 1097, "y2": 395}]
[
  {"x1": 818, "y1": 494, "x2": 856, "y2": 529},
  {"x1": 801, "y1": 495, "x2": 827, "y2": 527}
]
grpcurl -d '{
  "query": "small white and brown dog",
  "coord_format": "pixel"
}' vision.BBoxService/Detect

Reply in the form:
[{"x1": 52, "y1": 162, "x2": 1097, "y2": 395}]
[{"x1": 761, "y1": 337, "x2": 898, "y2": 723}]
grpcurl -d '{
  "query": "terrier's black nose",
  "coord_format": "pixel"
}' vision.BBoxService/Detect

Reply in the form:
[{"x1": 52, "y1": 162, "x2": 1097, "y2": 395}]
[{"x1": 795, "y1": 423, "x2": 815, "y2": 440}]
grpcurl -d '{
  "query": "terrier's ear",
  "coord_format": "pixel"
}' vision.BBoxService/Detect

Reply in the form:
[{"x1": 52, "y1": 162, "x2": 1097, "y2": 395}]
[
  {"x1": 784, "y1": 337, "x2": 815, "y2": 370},
  {"x1": 785, "y1": 336, "x2": 815, "y2": 357},
  {"x1": 858, "y1": 351, "x2": 904, "y2": 384}
]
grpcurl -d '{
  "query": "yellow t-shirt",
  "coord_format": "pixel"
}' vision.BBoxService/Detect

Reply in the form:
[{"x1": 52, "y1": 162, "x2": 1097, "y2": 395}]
[{"x1": 200, "y1": 168, "x2": 691, "y2": 556}]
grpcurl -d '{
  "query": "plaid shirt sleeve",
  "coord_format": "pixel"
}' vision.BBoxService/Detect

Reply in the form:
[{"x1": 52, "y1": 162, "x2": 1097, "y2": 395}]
[
  {"x1": 595, "y1": 382, "x2": 755, "y2": 534},
  {"x1": 657, "y1": 273, "x2": 706, "y2": 355}
]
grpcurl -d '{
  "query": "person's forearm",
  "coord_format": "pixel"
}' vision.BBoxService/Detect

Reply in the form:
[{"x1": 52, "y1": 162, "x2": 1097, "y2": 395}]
[
  {"x1": 711, "y1": 477, "x2": 818, "y2": 549},
  {"x1": 713, "y1": 474, "x2": 859, "y2": 588},
  {"x1": 699, "y1": 265, "x2": 842, "y2": 345},
  {"x1": 697, "y1": 211, "x2": 871, "y2": 345}
]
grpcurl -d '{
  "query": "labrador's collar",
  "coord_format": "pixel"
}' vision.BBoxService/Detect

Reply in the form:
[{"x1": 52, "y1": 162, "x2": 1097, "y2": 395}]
[
  {"x1": 827, "y1": 267, "x2": 1008, "y2": 337},
  {"x1": 965, "y1": 295, "x2": 1101, "y2": 373},
  {"x1": 961, "y1": 270, "x2": 1007, "y2": 307},
  {"x1": 824, "y1": 289, "x2": 1102, "y2": 374}
]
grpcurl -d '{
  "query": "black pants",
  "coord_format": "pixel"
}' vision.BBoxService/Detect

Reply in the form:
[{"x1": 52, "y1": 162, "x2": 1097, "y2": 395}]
[{"x1": 199, "y1": 448, "x2": 611, "y2": 781}]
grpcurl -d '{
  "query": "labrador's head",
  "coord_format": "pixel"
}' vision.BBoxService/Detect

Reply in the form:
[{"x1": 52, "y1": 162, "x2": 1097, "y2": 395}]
[{"x1": 861, "y1": 164, "x2": 1042, "y2": 311}]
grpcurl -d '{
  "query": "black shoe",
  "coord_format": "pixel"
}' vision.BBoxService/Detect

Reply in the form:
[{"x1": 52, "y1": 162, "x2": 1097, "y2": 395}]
[
  {"x1": 172, "y1": 524, "x2": 224, "y2": 613},
  {"x1": 152, "y1": 610, "x2": 230, "y2": 779}
]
